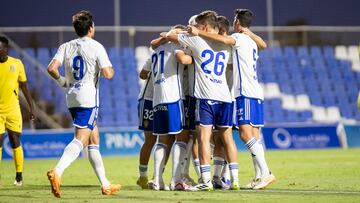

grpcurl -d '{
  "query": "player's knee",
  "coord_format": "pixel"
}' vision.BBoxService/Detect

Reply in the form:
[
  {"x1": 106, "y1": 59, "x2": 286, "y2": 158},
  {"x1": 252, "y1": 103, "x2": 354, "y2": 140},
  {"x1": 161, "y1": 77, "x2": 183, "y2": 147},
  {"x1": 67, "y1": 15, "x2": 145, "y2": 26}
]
[{"x1": 8, "y1": 134, "x2": 21, "y2": 148}]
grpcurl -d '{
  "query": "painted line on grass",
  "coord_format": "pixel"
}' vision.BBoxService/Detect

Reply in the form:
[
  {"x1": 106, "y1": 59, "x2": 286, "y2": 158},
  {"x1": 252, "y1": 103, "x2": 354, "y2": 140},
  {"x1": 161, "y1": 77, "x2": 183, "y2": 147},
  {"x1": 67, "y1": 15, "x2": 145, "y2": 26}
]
[{"x1": 241, "y1": 189, "x2": 360, "y2": 195}]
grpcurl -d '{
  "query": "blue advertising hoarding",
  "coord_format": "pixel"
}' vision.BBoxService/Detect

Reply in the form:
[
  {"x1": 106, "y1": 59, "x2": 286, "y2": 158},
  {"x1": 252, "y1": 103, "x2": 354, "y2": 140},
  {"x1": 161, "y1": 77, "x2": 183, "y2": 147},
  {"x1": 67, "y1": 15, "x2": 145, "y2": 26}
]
[
  {"x1": 261, "y1": 124, "x2": 341, "y2": 149},
  {"x1": 344, "y1": 124, "x2": 360, "y2": 148},
  {"x1": 1, "y1": 123, "x2": 346, "y2": 159},
  {"x1": 99, "y1": 129, "x2": 144, "y2": 156},
  {"x1": 2, "y1": 130, "x2": 73, "y2": 159}
]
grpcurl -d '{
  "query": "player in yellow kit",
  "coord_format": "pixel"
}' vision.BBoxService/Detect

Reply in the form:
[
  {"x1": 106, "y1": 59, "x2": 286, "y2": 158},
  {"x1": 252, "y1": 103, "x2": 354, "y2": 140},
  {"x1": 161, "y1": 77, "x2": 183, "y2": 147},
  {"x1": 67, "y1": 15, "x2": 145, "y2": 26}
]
[{"x1": 0, "y1": 36, "x2": 35, "y2": 186}]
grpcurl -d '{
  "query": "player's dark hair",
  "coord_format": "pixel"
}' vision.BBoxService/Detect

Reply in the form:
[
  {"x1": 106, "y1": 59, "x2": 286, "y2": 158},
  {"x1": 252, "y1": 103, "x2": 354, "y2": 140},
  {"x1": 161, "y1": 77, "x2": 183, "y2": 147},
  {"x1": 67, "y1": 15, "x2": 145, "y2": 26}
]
[
  {"x1": 217, "y1": 16, "x2": 230, "y2": 35},
  {"x1": 0, "y1": 36, "x2": 9, "y2": 48},
  {"x1": 195, "y1": 10, "x2": 218, "y2": 29},
  {"x1": 72, "y1": 10, "x2": 93, "y2": 37},
  {"x1": 172, "y1": 24, "x2": 187, "y2": 31},
  {"x1": 234, "y1": 9, "x2": 253, "y2": 28}
]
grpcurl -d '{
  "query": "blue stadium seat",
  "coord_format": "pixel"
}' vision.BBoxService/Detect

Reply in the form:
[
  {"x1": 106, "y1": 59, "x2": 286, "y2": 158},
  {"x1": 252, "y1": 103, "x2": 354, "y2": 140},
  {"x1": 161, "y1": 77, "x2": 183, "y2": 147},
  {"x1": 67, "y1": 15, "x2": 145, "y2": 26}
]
[
  {"x1": 297, "y1": 46, "x2": 309, "y2": 58},
  {"x1": 310, "y1": 46, "x2": 322, "y2": 58},
  {"x1": 323, "y1": 46, "x2": 335, "y2": 59},
  {"x1": 283, "y1": 47, "x2": 296, "y2": 59}
]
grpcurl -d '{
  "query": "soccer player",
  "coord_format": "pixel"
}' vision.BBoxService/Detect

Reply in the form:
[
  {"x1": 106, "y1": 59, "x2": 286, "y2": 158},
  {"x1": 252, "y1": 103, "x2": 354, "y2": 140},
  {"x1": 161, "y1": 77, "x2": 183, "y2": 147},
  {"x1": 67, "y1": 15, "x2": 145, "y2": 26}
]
[
  {"x1": 142, "y1": 25, "x2": 190, "y2": 191},
  {"x1": 46, "y1": 10, "x2": 120, "y2": 197},
  {"x1": 188, "y1": 9, "x2": 275, "y2": 190},
  {"x1": 136, "y1": 61, "x2": 156, "y2": 189},
  {"x1": 0, "y1": 36, "x2": 35, "y2": 186},
  {"x1": 165, "y1": 11, "x2": 240, "y2": 191}
]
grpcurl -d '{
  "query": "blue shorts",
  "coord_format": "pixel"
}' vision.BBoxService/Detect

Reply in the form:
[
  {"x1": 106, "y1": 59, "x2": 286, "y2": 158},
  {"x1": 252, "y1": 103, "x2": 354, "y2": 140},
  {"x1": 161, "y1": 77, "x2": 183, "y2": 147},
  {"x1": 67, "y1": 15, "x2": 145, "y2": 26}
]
[
  {"x1": 138, "y1": 99, "x2": 153, "y2": 131},
  {"x1": 153, "y1": 100, "x2": 184, "y2": 135},
  {"x1": 195, "y1": 99, "x2": 233, "y2": 128},
  {"x1": 235, "y1": 96, "x2": 264, "y2": 127},
  {"x1": 68, "y1": 107, "x2": 98, "y2": 130},
  {"x1": 184, "y1": 96, "x2": 196, "y2": 131}
]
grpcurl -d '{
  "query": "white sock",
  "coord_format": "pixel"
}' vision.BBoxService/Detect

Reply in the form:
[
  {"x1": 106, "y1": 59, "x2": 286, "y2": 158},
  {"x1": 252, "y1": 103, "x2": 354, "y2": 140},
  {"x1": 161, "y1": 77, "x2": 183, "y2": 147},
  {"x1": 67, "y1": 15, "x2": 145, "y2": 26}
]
[
  {"x1": 193, "y1": 158, "x2": 201, "y2": 179},
  {"x1": 154, "y1": 142, "x2": 167, "y2": 184},
  {"x1": 171, "y1": 141, "x2": 187, "y2": 183},
  {"x1": 55, "y1": 138, "x2": 83, "y2": 177},
  {"x1": 200, "y1": 165, "x2": 211, "y2": 183},
  {"x1": 229, "y1": 162, "x2": 239, "y2": 184},
  {"x1": 213, "y1": 156, "x2": 225, "y2": 178},
  {"x1": 246, "y1": 137, "x2": 270, "y2": 178},
  {"x1": 252, "y1": 156, "x2": 261, "y2": 179},
  {"x1": 88, "y1": 145, "x2": 110, "y2": 187},
  {"x1": 221, "y1": 160, "x2": 230, "y2": 181},
  {"x1": 139, "y1": 164, "x2": 148, "y2": 177},
  {"x1": 182, "y1": 138, "x2": 193, "y2": 177}
]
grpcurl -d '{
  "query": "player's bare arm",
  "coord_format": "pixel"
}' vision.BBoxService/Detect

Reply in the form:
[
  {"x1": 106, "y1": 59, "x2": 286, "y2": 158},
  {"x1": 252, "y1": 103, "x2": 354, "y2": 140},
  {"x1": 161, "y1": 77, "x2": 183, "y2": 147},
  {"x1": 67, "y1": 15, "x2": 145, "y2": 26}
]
[
  {"x1": 187, "y1": 25, "x2": 235, "y2": 45},
  {"x1": 150, "y1": 35, "x2": 169, "y2": 50},
  {"x1": 241, "y1": 28, "x2": 267, "y2": 50},
  {"x1": 175, "y1": 51, "x2": 193, "y2": 65},
  {"x1": 47, "y1": 59, "x2": 68, "y2": 87},
  {"x1": 101, "y1": 67, "x2": 115, "y2": 79},
  {"x1": 139, "y1": 69, "x2": 150, "y2": 80},
  {"x1": 19, "y1": 81, "x2": 35, "y2": 120}
]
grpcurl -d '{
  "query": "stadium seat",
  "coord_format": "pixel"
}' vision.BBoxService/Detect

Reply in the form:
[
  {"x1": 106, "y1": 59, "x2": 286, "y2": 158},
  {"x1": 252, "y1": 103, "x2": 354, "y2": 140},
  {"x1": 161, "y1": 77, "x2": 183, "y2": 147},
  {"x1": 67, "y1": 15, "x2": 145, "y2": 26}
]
[
  {"x1": 326, "y1": 107, "x2": 341, "y2": 122},
  {"x1": 295, "y1": 94, "x2": 311, "y2": 110},
  {"x1": 312, "y1": 107, "x2": 327, "y2": 122},
  {"x1": 310, "y1": 46, "x2": 322, "y2": 58},
  {"x1": 335, "y1": 45, "x2": 348, "y2": 60}
]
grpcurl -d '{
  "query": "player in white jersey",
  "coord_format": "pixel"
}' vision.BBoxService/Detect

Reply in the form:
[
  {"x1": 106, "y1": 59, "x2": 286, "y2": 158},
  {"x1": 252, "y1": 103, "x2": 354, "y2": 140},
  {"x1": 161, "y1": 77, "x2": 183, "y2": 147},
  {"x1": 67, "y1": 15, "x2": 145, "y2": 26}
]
[
  {"x1": 165, "y1": 11, "x2": 239, "y2": 191},
  {"x1": 136, "y1": 57, "x2": 157, "y2": 189},
  {"x1": 46, "y1": 11, "x2": 120, "y2": 198},
  {"x1": 142, "y1": 25, "x2": 191, "y2": 191},
  {"x1": 188, "y1": 9, "x2": 275, "y2": 190}
]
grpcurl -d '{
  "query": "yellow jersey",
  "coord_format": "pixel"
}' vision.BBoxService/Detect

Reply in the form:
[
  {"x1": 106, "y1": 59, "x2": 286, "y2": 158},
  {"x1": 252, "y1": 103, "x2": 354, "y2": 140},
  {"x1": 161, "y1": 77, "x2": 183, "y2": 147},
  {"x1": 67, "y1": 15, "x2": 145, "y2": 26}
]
[{"x1": 0, "y1": 56, "x2": 27, "y2": 114}]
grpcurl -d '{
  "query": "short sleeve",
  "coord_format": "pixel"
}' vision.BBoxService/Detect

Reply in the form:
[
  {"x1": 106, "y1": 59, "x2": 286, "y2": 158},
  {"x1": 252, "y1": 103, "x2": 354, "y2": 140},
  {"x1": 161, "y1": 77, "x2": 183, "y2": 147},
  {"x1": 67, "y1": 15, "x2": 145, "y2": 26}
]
[
  {"x1": 231, "y1": 33, "x2": 243, "y2": 47},
  {"x1": 18, "y1": 60, "x2": 27, "y2": 82},
  {"x1": 177, "y1": 34, "x2": 193, "y2": 48},
  {"x1": 143, "y1": 56, "x2": 152, "y2": 72},
  {"x1": 53, "y1": 43, "x2": 66, "y2": 66},
  {"x1": 96, "y1": 44, "x2": 112, "y2": 68}
]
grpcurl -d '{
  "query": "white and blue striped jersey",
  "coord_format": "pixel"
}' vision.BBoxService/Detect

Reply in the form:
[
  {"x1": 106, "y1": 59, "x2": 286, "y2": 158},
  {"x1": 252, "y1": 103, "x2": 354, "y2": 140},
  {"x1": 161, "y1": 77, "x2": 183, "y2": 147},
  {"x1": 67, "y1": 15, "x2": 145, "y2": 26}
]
[
  {"x1": 231, "y1": 33, "x2": 263, "y2": 100},
  {"x1": 53, "y1": 37, "x2": 112, "y2": 108},
  {"x1": 181, "y1": 47, "x2": 194, "y2": 97},
  {"x1": 146, "y1": 42, "x2": 184, "y2": 107},
  {"x1": 178, "y1": 34, "x2": 232, "y2": 103},
  {"x1": 138, "y1": 57, "x2": 154, "y2": 101}
]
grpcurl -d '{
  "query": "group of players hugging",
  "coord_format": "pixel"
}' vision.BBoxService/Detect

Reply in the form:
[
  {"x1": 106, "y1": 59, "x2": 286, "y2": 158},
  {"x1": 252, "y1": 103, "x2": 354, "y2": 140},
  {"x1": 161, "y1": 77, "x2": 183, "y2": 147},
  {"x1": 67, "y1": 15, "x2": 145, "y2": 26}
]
[
  {"x1": 136, "y1": 9, "x2": 276, "y2": 191},
  {"x1": 45, "y1": 8, "x2": 276, "y2": 198}
]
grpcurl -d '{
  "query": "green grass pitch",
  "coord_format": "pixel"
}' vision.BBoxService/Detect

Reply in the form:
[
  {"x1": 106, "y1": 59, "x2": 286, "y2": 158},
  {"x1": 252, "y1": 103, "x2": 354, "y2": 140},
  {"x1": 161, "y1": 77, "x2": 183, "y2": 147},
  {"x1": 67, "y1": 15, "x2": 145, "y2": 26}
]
[{"x1": 0, "y1": 148, "x2": 360, "y2": 202}]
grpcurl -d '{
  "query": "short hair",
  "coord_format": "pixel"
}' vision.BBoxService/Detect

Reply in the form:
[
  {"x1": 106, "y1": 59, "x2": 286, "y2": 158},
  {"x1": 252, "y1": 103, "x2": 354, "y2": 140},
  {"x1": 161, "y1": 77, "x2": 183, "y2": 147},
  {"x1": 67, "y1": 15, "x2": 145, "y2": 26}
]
[
  {"x1": 217, "y1": 16, "x2": 230, "y2": 35},
  {"x1": 0, "y1": 36, "x2": 9, "y2": 48},
  {"x1": 172, "y1": 24, "x2": 187, "y2": 31},
  {"x1": 195, "y1": 10, "x2": 218, "y2": 29},
  {"x1": 72, "y1": 10, "x2": 93, "y2": 37},
  {"x1": 234, "y1": 9, "x2": 253, "y2": 28}
]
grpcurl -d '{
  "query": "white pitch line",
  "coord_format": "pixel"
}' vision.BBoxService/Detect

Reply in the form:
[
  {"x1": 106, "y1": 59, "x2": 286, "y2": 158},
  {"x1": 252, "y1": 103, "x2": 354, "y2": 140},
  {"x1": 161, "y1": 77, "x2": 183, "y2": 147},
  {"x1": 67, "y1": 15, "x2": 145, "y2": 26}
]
[{"x1": 239, "y1": 189, "x2": 360, "y2": 195}]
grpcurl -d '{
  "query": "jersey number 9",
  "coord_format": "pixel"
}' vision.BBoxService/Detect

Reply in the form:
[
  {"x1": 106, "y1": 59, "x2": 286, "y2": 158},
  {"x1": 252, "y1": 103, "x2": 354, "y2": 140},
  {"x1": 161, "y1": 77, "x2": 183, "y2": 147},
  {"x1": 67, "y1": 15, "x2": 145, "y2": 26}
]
[{"x1": 72, "y1": 56, "x2": 84, "y2": 80}]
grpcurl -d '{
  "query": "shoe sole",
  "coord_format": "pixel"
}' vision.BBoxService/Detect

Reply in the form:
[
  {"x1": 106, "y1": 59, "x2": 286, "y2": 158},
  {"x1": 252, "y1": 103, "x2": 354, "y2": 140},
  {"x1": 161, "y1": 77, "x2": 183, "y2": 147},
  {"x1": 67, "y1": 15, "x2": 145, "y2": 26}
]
[
  {"x1": 102, "y1": 185, "x2": 122, "y2": 195},
  {"x1": 259, "y1": 177, "x2": 276, "y2": 190},
  {"x1": 47, "y1": 171, "x2": 61, "y2": 198}
]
